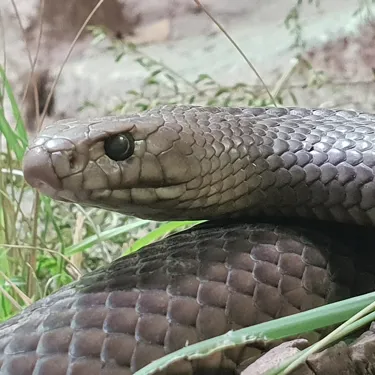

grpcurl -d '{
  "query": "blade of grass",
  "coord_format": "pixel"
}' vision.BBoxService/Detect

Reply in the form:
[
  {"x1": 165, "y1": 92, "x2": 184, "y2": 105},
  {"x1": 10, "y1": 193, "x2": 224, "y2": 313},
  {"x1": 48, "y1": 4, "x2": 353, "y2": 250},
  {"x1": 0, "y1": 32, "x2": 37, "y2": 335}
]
[
  {"x1": 124, "y1": 220, "x2": 205, "y2": 255},
  {"x1": 0, "y1": 107, "x2": 25, "y2": 160},
  {"x1": 268, "y1": 298, "x2": 375, "y2": 374},
  {"x1": 65, "y1": 219, "x2": 152, "y2": 256},
  {"x1": 193, "y1": 0, "x2": 276, "y2": 106},
  {"x1": 39, "y1": 0, "x2": 106, "y2": 126},
  {"x1": 0, "y1": 65, "x2": 27, "y2": 144},
  {"x1": 134, "y1": 292, "x2": 375, "y2": 375},
  {"x1": 267, "y1": 311, "x2": 375, "y2": 374}
]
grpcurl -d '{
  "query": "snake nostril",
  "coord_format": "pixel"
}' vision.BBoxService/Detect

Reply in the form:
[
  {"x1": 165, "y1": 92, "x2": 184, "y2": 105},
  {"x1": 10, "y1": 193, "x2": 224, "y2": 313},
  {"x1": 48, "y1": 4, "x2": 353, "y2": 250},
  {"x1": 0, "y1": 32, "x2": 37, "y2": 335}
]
[
  {"x1": 65, "y1": 150, "x2": 87, "y2": 175},
  {"x1": 69, "y1": 153, "x2": 75, "y2": 168}
]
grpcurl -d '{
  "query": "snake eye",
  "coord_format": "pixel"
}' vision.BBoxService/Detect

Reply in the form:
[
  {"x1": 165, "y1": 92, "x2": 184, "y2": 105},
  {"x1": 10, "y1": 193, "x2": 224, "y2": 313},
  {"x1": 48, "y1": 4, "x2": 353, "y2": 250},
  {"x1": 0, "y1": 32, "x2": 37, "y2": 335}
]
[{"x1": 104, "y1": 133, "x2": 135, "y2": 161}]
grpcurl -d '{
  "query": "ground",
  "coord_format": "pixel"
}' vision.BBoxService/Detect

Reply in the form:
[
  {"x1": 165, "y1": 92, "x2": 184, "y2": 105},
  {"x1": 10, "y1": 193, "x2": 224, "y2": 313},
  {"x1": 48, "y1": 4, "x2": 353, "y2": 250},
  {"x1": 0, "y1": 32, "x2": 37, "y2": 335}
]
[{"x1": 1, "y1": 0, "x2": 375, "y2": 133}]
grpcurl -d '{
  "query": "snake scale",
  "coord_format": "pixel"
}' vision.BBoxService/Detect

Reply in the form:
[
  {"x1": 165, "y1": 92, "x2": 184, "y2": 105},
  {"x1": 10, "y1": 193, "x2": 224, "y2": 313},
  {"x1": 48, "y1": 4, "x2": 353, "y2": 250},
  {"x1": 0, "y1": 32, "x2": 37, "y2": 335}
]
[{"x1": 2, "y1": 105, "x2": 375, "y2": 374}]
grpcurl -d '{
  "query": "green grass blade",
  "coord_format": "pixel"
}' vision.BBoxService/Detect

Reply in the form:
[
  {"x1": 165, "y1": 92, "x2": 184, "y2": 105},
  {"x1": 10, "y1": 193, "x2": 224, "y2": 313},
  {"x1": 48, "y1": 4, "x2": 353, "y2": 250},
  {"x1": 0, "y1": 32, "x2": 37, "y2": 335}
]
[
  {"x1": 65, "y1": 219, "x2": 151, "y2": 256},
  {"x1": 124, "y1": 220, "x2": 205, "y2": 255},
  {"x1": 269, "y1": 298, "x2": 375, "y2": 374},
  {"x1": 134, "y1": 292, "x2": 375, "y2": 375},
  {"x1": 0, "y1": 65, "x2": 27, "y2": 145},
  {"x1": 0, "y1": 108, "x2": 25, "y2": 160}
]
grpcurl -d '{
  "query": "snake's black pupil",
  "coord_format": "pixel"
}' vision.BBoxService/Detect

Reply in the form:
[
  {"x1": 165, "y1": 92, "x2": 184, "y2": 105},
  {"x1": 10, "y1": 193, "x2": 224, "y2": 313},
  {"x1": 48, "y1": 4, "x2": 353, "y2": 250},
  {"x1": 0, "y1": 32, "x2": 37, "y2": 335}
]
[{"x1": 104, "y1": 133, "x2": 135, "y2": 161}]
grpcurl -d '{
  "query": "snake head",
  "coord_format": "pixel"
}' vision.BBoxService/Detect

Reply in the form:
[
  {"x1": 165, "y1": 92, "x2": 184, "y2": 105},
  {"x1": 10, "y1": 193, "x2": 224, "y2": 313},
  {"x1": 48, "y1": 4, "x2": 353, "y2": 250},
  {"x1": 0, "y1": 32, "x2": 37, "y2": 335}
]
[{"x1": 23, "y1": 106, "x2": 241, "y2": 221}]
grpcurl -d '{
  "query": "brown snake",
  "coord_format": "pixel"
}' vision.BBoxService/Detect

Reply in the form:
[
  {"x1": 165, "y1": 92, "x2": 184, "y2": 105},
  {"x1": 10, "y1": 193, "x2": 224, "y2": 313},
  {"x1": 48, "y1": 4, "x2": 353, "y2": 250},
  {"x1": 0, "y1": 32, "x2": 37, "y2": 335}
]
[{"x1": 2, "y1": 105, "x2": 375, "y2": 374}]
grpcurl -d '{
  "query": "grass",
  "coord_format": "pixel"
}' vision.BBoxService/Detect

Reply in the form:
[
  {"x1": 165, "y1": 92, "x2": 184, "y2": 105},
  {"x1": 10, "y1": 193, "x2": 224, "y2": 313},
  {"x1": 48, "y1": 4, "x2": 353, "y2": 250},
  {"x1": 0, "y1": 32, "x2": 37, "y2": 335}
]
[{"x1": 1, "y1": 1, "x2": 375, "y2": 374}]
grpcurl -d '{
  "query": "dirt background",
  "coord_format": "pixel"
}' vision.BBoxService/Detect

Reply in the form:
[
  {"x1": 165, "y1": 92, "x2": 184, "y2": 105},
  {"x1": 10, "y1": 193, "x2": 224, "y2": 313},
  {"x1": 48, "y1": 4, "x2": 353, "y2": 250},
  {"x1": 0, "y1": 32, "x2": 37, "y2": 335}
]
[{"x1": 1, "y1": 0, "x2": 375, "y2": 132}]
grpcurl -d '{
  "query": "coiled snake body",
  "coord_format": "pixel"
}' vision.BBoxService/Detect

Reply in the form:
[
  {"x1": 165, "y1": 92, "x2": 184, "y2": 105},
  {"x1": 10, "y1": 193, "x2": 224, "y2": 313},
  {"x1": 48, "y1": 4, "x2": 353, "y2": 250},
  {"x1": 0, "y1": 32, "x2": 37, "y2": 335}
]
[{"x1": 2, "y1": 105, "x2": 375, "y2": 374}]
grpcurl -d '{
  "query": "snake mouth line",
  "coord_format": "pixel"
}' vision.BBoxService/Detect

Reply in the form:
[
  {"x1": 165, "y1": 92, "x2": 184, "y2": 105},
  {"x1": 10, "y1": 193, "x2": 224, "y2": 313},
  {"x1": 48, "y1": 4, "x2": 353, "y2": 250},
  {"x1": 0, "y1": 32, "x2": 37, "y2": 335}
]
[{"x1": 54, "y1": 184, "x2": 188, "y2": 207}]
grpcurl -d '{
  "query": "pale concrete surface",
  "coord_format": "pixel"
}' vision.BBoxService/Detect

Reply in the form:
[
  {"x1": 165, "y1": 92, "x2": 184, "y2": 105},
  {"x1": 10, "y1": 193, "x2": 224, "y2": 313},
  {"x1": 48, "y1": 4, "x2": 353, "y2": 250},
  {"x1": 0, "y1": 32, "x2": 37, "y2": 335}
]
[
  {"x1": 1, "y1": 0, "x2": 375, "y2": 126},
  {"x1": 54, "y1": 0, "x2": 375, "y2": 118}
]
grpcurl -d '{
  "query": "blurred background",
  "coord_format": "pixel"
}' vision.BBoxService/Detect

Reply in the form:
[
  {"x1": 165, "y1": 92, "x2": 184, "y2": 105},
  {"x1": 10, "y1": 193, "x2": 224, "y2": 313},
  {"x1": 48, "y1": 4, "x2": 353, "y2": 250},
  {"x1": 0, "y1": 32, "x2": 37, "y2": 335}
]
[{"x1": 2, "y1": 0, "x2": 375, "y2": 133}]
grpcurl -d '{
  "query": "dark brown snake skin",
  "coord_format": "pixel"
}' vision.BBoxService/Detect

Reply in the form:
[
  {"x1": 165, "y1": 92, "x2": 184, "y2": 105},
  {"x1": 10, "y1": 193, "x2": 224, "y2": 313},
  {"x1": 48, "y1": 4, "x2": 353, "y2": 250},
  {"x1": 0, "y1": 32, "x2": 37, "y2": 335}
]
[{"x1": 3, "y1": 106, "x2": 375, "y2": 375}]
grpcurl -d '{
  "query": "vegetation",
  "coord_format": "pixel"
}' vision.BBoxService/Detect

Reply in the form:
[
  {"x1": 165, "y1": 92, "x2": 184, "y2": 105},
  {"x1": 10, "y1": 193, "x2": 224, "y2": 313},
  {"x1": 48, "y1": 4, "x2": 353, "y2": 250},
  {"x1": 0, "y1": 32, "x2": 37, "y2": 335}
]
[{"x1": 1, "y1": 1, "x2": 375, "y2": 374}]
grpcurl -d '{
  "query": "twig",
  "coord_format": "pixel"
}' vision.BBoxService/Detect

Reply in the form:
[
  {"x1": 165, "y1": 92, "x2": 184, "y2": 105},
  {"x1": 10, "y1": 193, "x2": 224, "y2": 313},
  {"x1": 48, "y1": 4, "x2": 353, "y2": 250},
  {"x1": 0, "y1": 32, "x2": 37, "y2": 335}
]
[
  {"x1": 39, "y1": 0, "x2": 107, "y2": 128},
  {"x1": 193, "y1": 0, "x2": 277, "y2": 107}
]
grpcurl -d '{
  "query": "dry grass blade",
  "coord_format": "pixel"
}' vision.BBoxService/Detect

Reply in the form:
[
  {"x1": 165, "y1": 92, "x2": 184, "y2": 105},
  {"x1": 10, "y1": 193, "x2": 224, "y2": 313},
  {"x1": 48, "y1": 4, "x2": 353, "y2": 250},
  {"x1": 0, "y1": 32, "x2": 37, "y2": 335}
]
[
  {"x1": 39, "y1": 0, "x2": 107, "y2": 127},
  {"x1": 10, "y1": 0, "x2": 45, "y2": 127},
  {"x1": 0, "y1": 271, "x2": 32, "y2": 306},
  {"x1": 0, "y1": 286, "x2": 22, "y2": 311},
  {"x1": 28, "y1": 191, "x2": 39, "y2": 296},
  {"x1": 2, "y1": 244, "x2": 83, "y2": 278},
  {"x1": 193, "y1": 0, "x2": 277, "y2": 107}
]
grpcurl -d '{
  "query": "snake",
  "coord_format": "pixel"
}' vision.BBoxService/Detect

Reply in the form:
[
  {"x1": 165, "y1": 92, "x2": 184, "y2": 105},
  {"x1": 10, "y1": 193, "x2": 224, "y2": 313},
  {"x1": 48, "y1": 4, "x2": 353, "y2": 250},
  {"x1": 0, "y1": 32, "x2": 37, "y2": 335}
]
[{"x1": 2, "y1": 105, "x2": 375, "y2": 375}]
